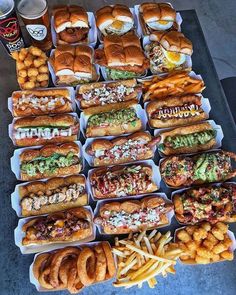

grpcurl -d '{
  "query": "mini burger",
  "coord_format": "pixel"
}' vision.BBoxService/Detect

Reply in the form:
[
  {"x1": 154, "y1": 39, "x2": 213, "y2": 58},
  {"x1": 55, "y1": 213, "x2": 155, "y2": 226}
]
[
  {"x1": 95, "y1": 34, "x2": 149, "y2": 80},
  {"x1": 50, "y1": 44, "x2": 98, "y2": 86},
  {"x1": 139, "y1": 2, "x2": 178, "y2": 35},
  {"x1": 145, "y1": 31, "x2": 193, "y2": 73},
  {"x1": 96, "y1": 4, "x2": 134, "y2": 37},
  {"x1": 53, "y1": 5, "x2": 90, "y2": 45}
]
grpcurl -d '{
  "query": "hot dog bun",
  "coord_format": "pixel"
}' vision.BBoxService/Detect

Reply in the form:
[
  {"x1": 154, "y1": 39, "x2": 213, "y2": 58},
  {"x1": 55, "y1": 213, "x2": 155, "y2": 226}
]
[
  {"x1": 94, "y1": 196, "x2": 173, "y2": 234},
  {"x1": 19, "y1": 175, "x2": 88, "y2": 217},
  {"x1": 22, "y1": 207, "x2": 93, "y2": 246},
  {"x1": 146, "y1": 95, "x2": 208, "y2": 128}
]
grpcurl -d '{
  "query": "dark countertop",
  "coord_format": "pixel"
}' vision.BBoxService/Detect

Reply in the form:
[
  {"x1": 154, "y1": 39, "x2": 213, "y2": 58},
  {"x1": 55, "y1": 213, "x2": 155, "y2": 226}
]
[{"x1": 0, "y1": 9, "x2": 236, "y2": 295}]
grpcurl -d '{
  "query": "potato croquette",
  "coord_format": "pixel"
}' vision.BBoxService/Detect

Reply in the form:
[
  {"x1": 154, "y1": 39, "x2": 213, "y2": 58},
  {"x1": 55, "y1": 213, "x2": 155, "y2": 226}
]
[
  {"x1": 17, "y1": 61, "x2": 25, "y2": 71},
  {"x1": 200, "y1": 221, "x2": 211, "y2": 232},
  {"x1": 24, "y1": 54, "x2": 34, "y2": 67},
  {"x1": 29, "y1": 46, "x2": 42, "y2": 57},
  {"x1": 36, "y1": 74, "x2": 48, "y2": 82},
  {"x1": 212, "y1": 227, "x2": 224, "y2": 241},
  {"x1": 28, "y1": 68, "x2": 38, "y2": 77},
  {"x1": 193, "y1": 228, "x2": 208, "y2": 241},
  {"x1": 220, "y1": 250, "x2": 234, "y2": 261},
  {"x1": 18, "y1": 70, "x2": 27, "y2": 78},
  {"x1": 215, "y1": 222, "x2": 228, "y2": 234},
  {"x1": 23, "y1": 81, "x2": 35, "y2": 89},
  {"x1": 33, "y1": 58, "x2": 45, "y2": 68},
  {"x1": 177, "y1": 230, "x2": 191, "y2": 243},
  {"x1": 38, "y1": 65, "x2": 48, "y2": 73}
]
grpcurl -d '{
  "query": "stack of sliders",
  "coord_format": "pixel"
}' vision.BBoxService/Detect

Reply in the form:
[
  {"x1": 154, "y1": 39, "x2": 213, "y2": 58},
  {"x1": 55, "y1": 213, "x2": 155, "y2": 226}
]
[
  {"x1": 32, "y1": 242, "x2": 116, "y2": 293},
  {"x1": 53, "y1": 5, "x2": 90, "y2": 45},
  {"x1": 49, "y1": 44, "x2": 99, "y2": 86},
  {"x1": 96, "y1": 4, "x2": 134, "y2": 37},
  {"x1": 138, "y1": 2, "x2": 178, "y2": 35},
  {"x1": 144, "y1": 31, "x2": 193, "y2": 74},
  {"x1": 94, "y1": 196, "x2": 173, "y2": 234},
  {"x1": 76, "y1": 79, "x2": 141, "y2": 109},
  {"x1": 95, "y1": 34, "x2": 150, "y2": 80},
  {"x1": 83, "y1": 100, "x2": 144, "y2": 138}
]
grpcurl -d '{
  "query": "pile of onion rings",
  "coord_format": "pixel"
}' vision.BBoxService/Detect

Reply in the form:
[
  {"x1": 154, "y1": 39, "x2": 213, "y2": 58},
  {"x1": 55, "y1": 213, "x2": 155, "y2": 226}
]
[{"x1": 33, "y1": 242, "x2": 116, "y2": 294}]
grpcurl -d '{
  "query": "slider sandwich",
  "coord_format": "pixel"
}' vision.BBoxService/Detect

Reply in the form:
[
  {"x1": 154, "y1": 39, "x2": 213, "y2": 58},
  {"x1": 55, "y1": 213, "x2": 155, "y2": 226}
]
[
  {"x1": 96, "y1": 4, "x2": 134, "y2": 37},
  {"x1": 19, "y1": 142, "x2": 82, "y2": 181},
  {"x1": 95, "y1": 34, "x2": 149, "y2": 80},
  {"x1": 12, "y1": 114, "x2": 79, "y2": 147},
  {"x1": 145, "y1": 31, "x2": 193, "y2": 73},
  {"x1": 49, "y1": 45, "x2": 98, "y2": 86},
  {"x1": 139, "y1": 2, "x2": 178, "y2": 35},
  {"x1": 53, "y1": 5, "x2": 90, "y2": 45},
  {"x1": 84, "y1": 100, "x2": 143, "y2": 138}
]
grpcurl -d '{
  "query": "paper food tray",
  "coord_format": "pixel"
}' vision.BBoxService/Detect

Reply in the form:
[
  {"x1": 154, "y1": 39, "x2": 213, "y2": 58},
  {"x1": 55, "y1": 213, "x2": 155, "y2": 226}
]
[
  {"x1": 174, "y1": 226, "x2": 236, "y2": 265},
  {"x1": 171, "y1": 182, "x2": 236, "y2": 226},
  {"x1": 29, "y1": 240, "x2": 116, "y2": 292},
  {"x1": 94, "y1": 192, "x2": 174, "y2": 235},
  {"x1": 145, "y1": 96, "x2": 211, "y2": 130},
  {"x1": 8, "y1": 87, "x2": 76, "y2": 117},
  {"x1": 51, "y1": 12, "x2": 97, "y2": 47},
  {"x1": 82, "y1": 131, "x2": 157, "y2": 167},
  {"x1": 11, "y1": 173, "x2": 88, "y2": 217},
  {"x1": 8, "y1": 112, "x2": 80, "y2": 147},
  {"x1": 10, "y1": 141, "x2": 84, "y2": 181},
  {"x1": 80, "y1": 103, "x2": 147, "y2": 138},
  {"x1": 87, "y1": 159, "x2": 161, "y2": 201},
  {"x1": 75, "y1": 80, "x2": 142, "y2": 111},
  {"x1": 142, "y1": 35, "x2": 192, "y2": 75},
  {"x1": 134, "y1": 4, "x2": 182, "y2": 38},
  {"x1": 48, "y1": 48, "x2": 100, "y2": 88},
  {"x1": 154, "y1": 120, "x2": 224, "y2": 157},
  {"x1": 14, "y1": 206, "x2": 95, "y2": 254}
]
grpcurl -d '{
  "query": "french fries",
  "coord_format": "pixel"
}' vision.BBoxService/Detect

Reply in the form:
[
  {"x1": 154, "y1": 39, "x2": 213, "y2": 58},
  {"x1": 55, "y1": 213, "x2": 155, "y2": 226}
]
[
  {"x1": 175, "y1": 222, "x2": 235, "y2": 264},
  {"x1": 140, "y1": 71, "x2": 205, "y2": 101},
  {"x1": 113, "y1": 230, "x2": 182, "y2": 289}
]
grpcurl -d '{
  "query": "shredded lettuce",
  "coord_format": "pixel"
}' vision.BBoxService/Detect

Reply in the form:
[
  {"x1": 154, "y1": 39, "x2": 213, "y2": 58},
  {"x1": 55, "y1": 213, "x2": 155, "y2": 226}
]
[{"x1": 106, "y1": 68, "x2": 137, "y2": 80}]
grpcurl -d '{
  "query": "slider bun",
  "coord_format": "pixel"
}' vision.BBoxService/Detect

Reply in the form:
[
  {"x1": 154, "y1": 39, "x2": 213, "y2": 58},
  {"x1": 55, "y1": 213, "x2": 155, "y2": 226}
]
[
  {"x1": 20, "y1": 142, "x2": 79, "y2": 162},
  {"x1": 54, "y1": 52, "x2": 74, "y2": 76},
  {"x1": 141, "y1": 3, "x2": 176, "y2": 22},
  {"x1": 141, "y1": 196, "x2": 165, "y2": 209},
  {"x1": 121, "y1": 34, "x2": 141, "y2": 47},
  {"x1": 124, "y1": 46, "x2": 144, "y2": 66},
  {"x1": 104, "y1": 35, "x2": 123, "y2": 47},
  {"x1": 55, "y1": 45, "x2": 75, "y2": 58},
  {"x1": 75, "y1": 45, "x2": 93, "y2": 59},
  {"x1": 97, "y1": 13, "x2": 114, "y2": 31},
  {"x1": 14, "y1": 114, "x2": 77, "y2": 128},
  {"x1": 100, "y1": 202, "x2": 121, "y2": 217},
  {"x1": 112, "y1": 4, "x2": 133, "y2": 23},
  {"x1": 54, "y1": 10, "x2": 71, "y2": 33},
  {"x1": 69, "y1": 5, "x2": 88, "y2": 28},
  {"x1": 129, "y1": 131, "x2": 152, "y2": 142},
  {"x1": 120, "y1": 200, "x2": 141, "y2": 213},
  {"x1": 90, "y1": 139, "x2": 113, "y2": 151},
  {"x1": 105, "y1": 44, "x2": 126, "y2": 67},
  {"x1": 74, "y1": 55, "x2": 92, "y2": 77},
  {"x1": 150, "y1": 31, "x2": 193, "y2": 55}
]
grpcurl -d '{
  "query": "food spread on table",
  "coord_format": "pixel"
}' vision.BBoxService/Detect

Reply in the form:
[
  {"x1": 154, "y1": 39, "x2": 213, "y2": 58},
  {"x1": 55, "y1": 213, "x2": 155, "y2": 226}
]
[{"x1": 2, "y1": 1, "x2": 235, "y2": 294}]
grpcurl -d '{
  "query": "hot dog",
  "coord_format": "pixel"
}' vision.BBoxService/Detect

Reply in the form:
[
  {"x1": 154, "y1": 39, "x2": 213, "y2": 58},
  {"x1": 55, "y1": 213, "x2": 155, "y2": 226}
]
[
  {"x1": 146, "y1": 95, "x2": 208, "y2": 128},
  {"x1": 157, "y1": 122, "x2": 217, "y2": 155},
  {"x1": 94, "y1": 196, "x2": 173, "y2": 234},
  {"x1": 22, "y1": 207, "x2": 93, "y2": 246},
  {"x1": 19, "y1": 142, "x2": 82, "y2": 181},
  {"x1": 12, "y1": 114, "x2": 79, "y2": 147},
  {"x1": 86, "y1": 131, "x2": 159, "y2": 166},
  {"x1": 84, "y1": 101, "x2": 143, "y2": 138},
  {"x1": 19, "y1": 175, "x2": 88, "y2": 217},
  {"x1": 90, "y1": 163, "x2": 158, "y2": 199}
]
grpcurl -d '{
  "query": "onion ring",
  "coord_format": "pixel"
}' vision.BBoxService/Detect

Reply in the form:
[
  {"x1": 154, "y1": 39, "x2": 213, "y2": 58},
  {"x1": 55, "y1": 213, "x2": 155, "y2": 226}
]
[
  {"x1": 33, "y1": 253, "x2": 50, "y2": 280},
  {"x1": 94, "y1": 245, "x2": 107, "y2": 282},
  {"x1": 67, "y1": 260, "x2": 78, "y2": 294},
  {"x1": 58, "y1": 258, "x2": 74, "y2": 286},
  {"x1": 49, "y1": 247, "x2": 80, "y2": 288},
  {"x1": 101, "y1": 242, "x2": 116, "y2": 279},
  {"x1": 38, "y1": 267, "x2": 54, "y2": 290},
  {"x1": 77, "y1": 247, "x2": 96, "y2": 286}
]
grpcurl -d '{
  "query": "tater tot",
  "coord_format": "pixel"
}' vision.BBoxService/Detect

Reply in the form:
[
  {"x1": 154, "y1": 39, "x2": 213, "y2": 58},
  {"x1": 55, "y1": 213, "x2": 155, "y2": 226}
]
[
  {"x1": 202, "y1": 239, "x2": 214, "y2": 250},
  {"x1": 195, "y1": 255, "x2": 210, "y2": 264},
  {"x1": 186, "y1": 225, "x2": 197, "y2": 236},
  {"x1": 180, "y1": 254, "x2": 191, "y2": 261},
  {"x1": 28, "y1": 68, "x2": 38, "y2": 77},
  {"x1": 18, "y1": 70, "x2": 27, "y2": 78},
  {"x1": 186, "y1": 241, "x2": 197, "y2": 252},
  {"x1": 189, "y1": 251, "x2": 197, "y2": 259},
  {"x1": 11, "y1": 51, "x2": 19, "y2": 60},
  {"x1": 177, "y1": 230, "x2": 191, "y2": 243},
  {"x1": 35, "y1": 82, "x2": 40, "y2": 88},
  {"x1": 40, "y1": 81, "x2": 48, "y2": 87},
  {"x1": 215, "y1": 222, "x2": 228, "y2": 234},
  {"x1": 206, "y1": 233, "x2": 218, "y2": 246},
  {"x1": 29, "y1": 46, "x2": 42, "y2": 57},
  {"x1": 193, "y1": 228, "x2": 208, "y2": 241},
  {"x1": 38, "y1": 65, "x2": 48, "y2": 73},
  {"x1": 213, "y1": 242, "x2": 228, "y2": 254},
  {"x1": 200, "y1": 221, "x2": 211, "y2": 232},
  {"x1": 23, "y1": 81, "x2": 35, "y2": 90},
  {"x1": 178, "y1": 242, "x2": 189, "y2": 253},
  {"x1": 29, "y1": 76, "x2": 37, "y2": 82},
  {"x1": 33, "y1": 58, "x2": 45, "y2": 68},
  {"x1": 17, "y1": 77, "x2": 26, "y2": 84},
  {"x1": 197, "y1": 246, "x2": 213, "y2": 258},
  {"x1": 37, "y1": 74, "x2": 48, "y2": 82},
  {"x1": 220, "y1": 250, "x2": 234, "y2": 261},
  {"x1": 18, "y1": 48, "x2": 28, "y2": 61},
  {"x1": 40, "y1": 52, "x2": 47, "y2": 60},
  {"x1": 212, "y1": 227, "x2": 224, "y2": 241},
  {"x1": 17, "y1": 61, "x2": 25, "y2": 70},
  {"x1": 211, "y1": 253, "x2": 220, "y2": 262},
  {"x1": 24, "y1": 54, "x2": 33, "y2": 67}
]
